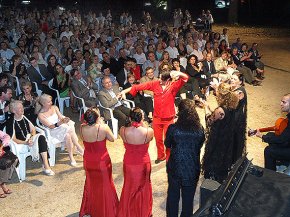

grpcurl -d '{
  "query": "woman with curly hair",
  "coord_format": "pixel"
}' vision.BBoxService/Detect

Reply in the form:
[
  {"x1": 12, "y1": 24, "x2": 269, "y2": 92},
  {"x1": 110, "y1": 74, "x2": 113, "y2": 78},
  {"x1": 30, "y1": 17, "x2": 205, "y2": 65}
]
[
  {"x1": 202, "y1": 83, "x2": 239, "y2": 183},
  {"x1": 165, "y1": 99, "x2": 205, "y2": 217}
]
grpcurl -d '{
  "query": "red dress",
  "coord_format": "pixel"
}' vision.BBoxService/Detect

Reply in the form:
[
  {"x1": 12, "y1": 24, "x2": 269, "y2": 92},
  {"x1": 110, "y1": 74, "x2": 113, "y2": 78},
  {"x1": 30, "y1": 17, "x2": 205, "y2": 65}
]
[
  {"x1": 118, "y1": 142, "x2": 153, "y2": 217},
  {"x1": 80, "y1": 139, "x2": 119, "y2": 217}
]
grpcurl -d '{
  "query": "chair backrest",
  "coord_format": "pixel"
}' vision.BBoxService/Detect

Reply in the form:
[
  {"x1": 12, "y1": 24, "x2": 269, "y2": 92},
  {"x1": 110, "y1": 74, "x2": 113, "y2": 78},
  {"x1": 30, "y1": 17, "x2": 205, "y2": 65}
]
[
  {"x1": 11, "y1": 75, "x2": 22, "y2": 96},
  {"x1": 72, "y1": 90, "x2": 88, "y2": 120},
  {"x1": 32, "y1": 81, "x2": 43, "y2": 96},
  {"x1": 48, "y1": 78, "x2": 61, "y2": 103}
]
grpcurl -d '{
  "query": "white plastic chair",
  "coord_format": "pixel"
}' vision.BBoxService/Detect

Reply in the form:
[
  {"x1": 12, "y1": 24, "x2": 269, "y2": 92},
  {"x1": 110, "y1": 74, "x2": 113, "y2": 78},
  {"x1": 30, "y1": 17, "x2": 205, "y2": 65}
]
[
  {"x1": 9, "y1": 126, "x2": 46, "y2": 182},
  {"x1": 11, "y1": 75, "x2": 22, "y2": 96},
  {"x1": 48, "y1": 79, "x2": 70, "y2": 114},
  {"x1": 71, "y1": 90, "x2": 88, "y2": 121},
  {"x1": 36, "y1": 119, "x2": 65, "y2": 167},
  {"x1": 122, "y1": 99, "x2": 135, "y2": 108},
  {"x1": 98, "y1": 101, "x2": 119, "y2": 139},
  {"x1": 32, "y1": 81, "x2": 43, "y2": 96}
]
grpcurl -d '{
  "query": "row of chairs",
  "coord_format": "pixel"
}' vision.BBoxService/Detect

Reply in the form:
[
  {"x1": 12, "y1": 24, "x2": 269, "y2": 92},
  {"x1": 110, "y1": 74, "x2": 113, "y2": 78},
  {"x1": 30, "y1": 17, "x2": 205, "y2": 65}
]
[{"x1": 9, "y1": 79, "x2": 134, "y2": 181}]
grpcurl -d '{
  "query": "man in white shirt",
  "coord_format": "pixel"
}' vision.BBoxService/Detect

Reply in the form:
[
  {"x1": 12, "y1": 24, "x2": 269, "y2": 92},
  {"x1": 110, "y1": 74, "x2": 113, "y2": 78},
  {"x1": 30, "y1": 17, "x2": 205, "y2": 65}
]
[
  {"x1": 165, "y1": 39, "x2": 179, "y2": 59},
  {"x1": 220, "y1": 28, "x2": 229, "y2": 48},
  {"x1": 59, "y1": 25, "x2": 73, "y2": 41},
  {"x1": 196, "y1": 33, "x2": 206, "y2": 51}
]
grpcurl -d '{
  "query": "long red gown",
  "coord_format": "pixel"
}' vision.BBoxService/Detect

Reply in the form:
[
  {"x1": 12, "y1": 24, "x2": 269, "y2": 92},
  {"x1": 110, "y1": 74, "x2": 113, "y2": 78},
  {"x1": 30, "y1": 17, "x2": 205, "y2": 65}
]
[
  {"x1": 80, "y1": 139, "x2": 119, "y2": 217},
  {"x1": 117, "y1": 142, "x2": 153, "y2": 217}
]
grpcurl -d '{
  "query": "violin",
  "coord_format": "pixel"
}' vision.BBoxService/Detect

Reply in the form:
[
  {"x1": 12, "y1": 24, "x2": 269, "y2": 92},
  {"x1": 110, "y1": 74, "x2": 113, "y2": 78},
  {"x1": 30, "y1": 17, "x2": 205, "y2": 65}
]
[{"x1": 248, "y1": 117, "x2": 288, "y2": 136}]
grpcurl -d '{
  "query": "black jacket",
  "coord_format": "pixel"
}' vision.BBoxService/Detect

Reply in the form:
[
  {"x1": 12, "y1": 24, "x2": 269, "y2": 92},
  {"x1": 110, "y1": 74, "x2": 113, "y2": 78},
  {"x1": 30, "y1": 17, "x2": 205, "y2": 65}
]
[{"x1": 165, "y1": 124, "x2": 205, "y2": 186}]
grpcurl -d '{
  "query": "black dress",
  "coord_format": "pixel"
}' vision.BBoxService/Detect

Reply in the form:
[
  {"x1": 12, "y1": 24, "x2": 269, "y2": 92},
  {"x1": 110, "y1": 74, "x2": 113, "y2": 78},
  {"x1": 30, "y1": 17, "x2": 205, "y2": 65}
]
[
  {"x1": 184, "y1": 64, "x2": 202, "y2": 98},
  {"x1": 232, "y1": 86, "x2": 247, "y2": 163},
  {"x1": 202, "y1": 107, "x2": 236, "y2": 183}
]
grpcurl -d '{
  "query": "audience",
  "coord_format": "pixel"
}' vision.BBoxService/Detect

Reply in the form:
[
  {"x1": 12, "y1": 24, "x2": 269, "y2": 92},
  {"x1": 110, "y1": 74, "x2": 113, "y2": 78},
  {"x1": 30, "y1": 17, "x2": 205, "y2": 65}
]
[{"x1": 0, "y1": 7, "x2": 276, "y2": 211}]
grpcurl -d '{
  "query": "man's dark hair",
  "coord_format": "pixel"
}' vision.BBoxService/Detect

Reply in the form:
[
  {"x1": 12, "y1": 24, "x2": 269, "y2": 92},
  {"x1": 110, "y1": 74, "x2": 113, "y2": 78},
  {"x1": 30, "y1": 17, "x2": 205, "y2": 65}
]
[
  {"x1": 70, "y1": 68, "x2": 78, "y2": 77},
  {"x1": 0, "y1": 73, "x2": 8, "y2": 81},
  {"x1": 0, "y1": 86, "x2": 12, "y2": 96},
  {"x1": 159, "y1": 69, "x2": 171, "y2": 81},
  {"x1": 29, "y1": 56, "x2": 36, "y2": 62}
]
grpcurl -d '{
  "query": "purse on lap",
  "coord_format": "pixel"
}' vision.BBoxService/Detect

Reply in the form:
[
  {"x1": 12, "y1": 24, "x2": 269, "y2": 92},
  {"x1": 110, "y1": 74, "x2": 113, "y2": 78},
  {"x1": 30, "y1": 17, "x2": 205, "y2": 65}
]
[{"x1": 0, "y1": 146, "x2": 19, "y2": 170}]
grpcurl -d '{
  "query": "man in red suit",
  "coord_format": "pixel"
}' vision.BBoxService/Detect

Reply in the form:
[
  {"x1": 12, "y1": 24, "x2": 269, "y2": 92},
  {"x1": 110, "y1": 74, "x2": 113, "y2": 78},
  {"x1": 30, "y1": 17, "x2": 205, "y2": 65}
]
[{"x1": 121, "y1": 69, "x2": 188, "y2": 163}]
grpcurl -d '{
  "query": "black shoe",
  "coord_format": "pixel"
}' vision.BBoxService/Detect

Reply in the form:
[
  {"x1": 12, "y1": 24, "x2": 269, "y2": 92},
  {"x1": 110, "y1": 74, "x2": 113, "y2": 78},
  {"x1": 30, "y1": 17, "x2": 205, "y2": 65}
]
[
  {"x1": 155, "y1": 157, "x2": 166, "y2": 164},
  {"x1": 252, "y1": 80, "x2": 262, "y2": 86}
]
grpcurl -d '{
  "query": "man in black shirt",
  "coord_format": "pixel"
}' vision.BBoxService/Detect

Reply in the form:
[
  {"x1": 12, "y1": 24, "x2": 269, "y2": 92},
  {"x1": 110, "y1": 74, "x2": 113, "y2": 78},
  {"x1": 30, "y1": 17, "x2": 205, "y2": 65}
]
[{"x1": 256, "y1": 93, "x2": 290, "y2": 171}]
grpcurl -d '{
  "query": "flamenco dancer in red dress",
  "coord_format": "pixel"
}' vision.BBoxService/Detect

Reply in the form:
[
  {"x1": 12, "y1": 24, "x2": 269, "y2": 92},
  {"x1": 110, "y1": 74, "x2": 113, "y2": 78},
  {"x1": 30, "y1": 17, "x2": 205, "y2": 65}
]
[
  {"x1": 118, "y1": 108, "x2": 154, "y2": 217},
  {"x1": 79, "y1": 108, "x2": 118, "y2": 217}
]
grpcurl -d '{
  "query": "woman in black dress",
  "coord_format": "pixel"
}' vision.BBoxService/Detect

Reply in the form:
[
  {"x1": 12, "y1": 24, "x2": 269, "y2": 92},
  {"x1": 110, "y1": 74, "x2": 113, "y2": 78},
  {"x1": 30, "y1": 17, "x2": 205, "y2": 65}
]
[
  {"x1": 230, "y1": 72, "x2": 247, "y2": 163},
  {"x1": 202, "y1": 83, "x2": 239, "y2": 183},
  {"x1": 165, "y1": 99, "x2": 205, "y2": 216},
  {"x1": 185, "y1": 54, "x2": 203, "y2": 99},
  {"x1": 17, "y1": 81, "x2": 38, "y2": 125}
]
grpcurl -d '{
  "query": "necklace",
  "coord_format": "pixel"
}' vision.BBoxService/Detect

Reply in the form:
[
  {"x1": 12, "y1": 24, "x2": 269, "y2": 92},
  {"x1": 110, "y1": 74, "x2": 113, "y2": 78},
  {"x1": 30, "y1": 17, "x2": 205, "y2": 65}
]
[
  {"x1": 131, "y1": 121, "x2": 142, "y2": 128},
  {"x1": 14, "y1": 116, "x2": 29, "y2": 139}
]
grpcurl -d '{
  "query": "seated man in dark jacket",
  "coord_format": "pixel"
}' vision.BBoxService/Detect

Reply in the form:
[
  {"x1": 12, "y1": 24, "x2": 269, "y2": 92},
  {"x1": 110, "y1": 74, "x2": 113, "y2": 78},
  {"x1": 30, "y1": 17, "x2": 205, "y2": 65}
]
[{"x1": 255, "y1": 93, "x2": 290, "y2": 171}]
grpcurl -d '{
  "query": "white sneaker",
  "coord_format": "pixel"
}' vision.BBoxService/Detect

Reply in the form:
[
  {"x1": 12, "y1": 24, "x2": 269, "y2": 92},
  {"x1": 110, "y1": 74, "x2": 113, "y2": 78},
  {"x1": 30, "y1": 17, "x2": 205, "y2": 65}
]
[
  {"x1": 44, "y1": 169, "x2": 55, "y2": 176},
  {"x1": 70, "y1": 161, "x2": 78, "y2": 167}
]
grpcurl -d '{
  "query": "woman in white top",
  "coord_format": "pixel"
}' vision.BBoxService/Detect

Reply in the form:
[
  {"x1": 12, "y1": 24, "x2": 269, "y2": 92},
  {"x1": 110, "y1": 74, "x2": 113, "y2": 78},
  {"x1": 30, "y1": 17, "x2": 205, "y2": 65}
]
[{"x1": 36, "y1": 94, "x2": 84, "y2": 166}]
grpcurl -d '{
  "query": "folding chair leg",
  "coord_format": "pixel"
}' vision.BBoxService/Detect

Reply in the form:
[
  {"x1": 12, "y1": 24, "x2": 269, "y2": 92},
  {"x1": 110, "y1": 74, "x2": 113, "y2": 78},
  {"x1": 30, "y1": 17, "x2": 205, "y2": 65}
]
[
  {"x1": 65, "y1": 99, "x2": 70, "y2": 107},
  {"x1": 19, "y1": 155, "x2": 27, "y2": 181},
  {"x1": 59, "y1": 101, "x2": 64, "y2": 114},
  {"x1": 112, "y1": 118, "x2": 118, "y2": 139},
  {"x1": 48, "y1": 142, "x2": 56, "y2": 167},
  {"x1": 15, "y1": 166, "x2": 22, "y2": 183}
]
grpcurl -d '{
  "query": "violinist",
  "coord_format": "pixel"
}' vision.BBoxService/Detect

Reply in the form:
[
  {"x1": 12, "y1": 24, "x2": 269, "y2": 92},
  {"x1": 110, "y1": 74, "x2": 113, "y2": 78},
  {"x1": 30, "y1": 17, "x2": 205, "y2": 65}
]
[{"x1": 255, "y1": 93, "x2": 290, "y2": 171}]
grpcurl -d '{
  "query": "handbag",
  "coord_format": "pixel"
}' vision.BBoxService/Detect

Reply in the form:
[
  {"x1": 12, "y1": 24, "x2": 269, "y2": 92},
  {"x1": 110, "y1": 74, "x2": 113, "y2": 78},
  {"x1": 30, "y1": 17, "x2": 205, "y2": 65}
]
[{"x1": 0, "y1": 146, "x2": 19, "y2": 170}]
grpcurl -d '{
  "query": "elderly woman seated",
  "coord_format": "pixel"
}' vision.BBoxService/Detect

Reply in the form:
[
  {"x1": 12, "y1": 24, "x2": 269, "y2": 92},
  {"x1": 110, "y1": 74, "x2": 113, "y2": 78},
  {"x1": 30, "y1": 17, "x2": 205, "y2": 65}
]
[{"x1": 6, "y1": 100, "x2": 54, "y2": 176}]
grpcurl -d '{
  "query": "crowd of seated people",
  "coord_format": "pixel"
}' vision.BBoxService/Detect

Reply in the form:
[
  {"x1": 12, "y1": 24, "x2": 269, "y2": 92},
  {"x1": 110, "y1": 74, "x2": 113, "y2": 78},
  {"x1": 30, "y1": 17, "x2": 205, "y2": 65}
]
[{"x1": 0, "y1": 5, "x2": 269, "y2": 183}]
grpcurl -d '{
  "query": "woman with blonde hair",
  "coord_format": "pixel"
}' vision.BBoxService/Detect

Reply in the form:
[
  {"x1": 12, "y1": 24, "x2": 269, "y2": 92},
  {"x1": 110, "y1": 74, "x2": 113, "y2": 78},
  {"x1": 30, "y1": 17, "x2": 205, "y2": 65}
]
[
  {"x1": 202, "y1": 83, "x2": 239, "y2": 183},
  {"x1": 36, "y1": 94, "x2": 84, "y2": 166}
]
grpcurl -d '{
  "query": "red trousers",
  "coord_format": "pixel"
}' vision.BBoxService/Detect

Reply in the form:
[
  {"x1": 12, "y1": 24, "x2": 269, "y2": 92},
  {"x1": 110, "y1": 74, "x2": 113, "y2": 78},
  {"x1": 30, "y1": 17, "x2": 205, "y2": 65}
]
[{"x1": 152, "y1": 116, "x2": 174, "y2": 160}]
